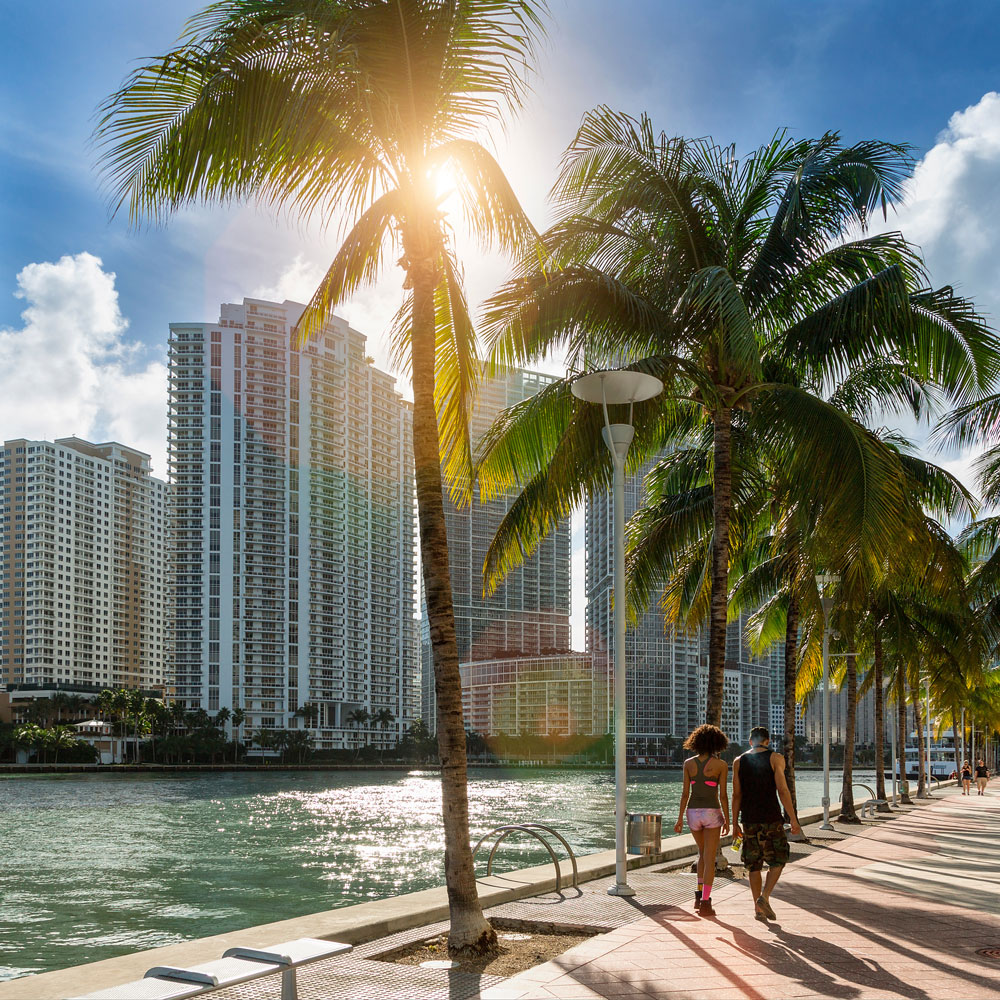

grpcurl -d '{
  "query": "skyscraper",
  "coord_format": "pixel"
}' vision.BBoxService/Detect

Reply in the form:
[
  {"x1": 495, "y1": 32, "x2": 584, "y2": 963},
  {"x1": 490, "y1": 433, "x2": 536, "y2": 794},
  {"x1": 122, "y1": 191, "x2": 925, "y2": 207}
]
[
  {"x1": 168, "y1": 297, "x2": 416, "y2": 748},
  {"x1": 586, "y1": 455, "x2": 773, "y2": 749},
  {"x1": 586, "y1": 455, "x2": 704, "y2": 750},
  {"x1": 0, "y1": 437, "x2": 169, "y2": 691},
  {"x1": 421, "y1": 369, "x2": 572, "y2": 729}
]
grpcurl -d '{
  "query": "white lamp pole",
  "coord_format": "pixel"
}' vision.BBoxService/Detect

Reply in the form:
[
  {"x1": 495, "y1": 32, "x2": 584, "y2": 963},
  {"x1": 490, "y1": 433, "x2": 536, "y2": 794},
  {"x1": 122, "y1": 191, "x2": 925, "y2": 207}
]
[
  {"x1": 815, "y1": 573, "x2": 839, "y2": 831},
  {"x1": 573, "y1": 369, "x2": 662, "y2": 897},
  {"x1": 889, "y1": 687, "x2": 898, "y2": 806},
  {"x1": 923, "y1": 675, "x2": 932, "y2": 797}
]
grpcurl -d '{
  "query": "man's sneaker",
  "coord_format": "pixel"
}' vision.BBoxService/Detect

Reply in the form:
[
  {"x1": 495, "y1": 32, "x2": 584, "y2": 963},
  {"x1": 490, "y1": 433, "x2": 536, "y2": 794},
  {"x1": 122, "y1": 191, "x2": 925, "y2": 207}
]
[
  {"x1": 758, "y1": 895, "x2": 776, "y2": 920},
  {"x1": 754, "y1": 896, "x2": 769, "y2": 922},
  {"x1": 694, "y1": 889, "x2": 702, "y2": 909},
  {"x1": 698, "y1": 898, "x2": 716, "y2": 917}
]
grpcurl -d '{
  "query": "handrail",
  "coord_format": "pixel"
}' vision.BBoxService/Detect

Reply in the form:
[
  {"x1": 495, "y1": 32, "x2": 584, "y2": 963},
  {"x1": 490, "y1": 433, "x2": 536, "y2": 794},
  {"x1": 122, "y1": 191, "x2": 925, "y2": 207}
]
[
  {"x1": 471, "y1": 823, "x2": 579, "y2": 892},
  {"x1": 838, "y1": 783, "x2": 876, "y2": 802}
]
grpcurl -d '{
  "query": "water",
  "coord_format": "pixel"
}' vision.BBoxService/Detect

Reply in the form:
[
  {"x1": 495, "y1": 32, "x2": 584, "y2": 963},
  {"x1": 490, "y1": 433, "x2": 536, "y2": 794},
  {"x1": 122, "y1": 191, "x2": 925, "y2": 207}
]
[{"x1": 0, "y1": 766, "x2": 870, "y2": 980}]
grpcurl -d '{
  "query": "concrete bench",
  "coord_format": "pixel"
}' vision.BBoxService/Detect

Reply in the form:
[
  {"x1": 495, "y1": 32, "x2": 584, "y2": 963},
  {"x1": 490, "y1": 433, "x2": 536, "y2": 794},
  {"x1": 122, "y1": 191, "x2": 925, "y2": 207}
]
[{"x1": 72, "y1": 937, "x2": 352, "y2": 1000}]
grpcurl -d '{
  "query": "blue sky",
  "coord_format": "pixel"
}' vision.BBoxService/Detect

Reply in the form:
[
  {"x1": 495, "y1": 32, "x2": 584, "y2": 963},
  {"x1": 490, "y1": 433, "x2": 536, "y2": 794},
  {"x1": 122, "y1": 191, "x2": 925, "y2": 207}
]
[{"x1": 3, "y1": 1, "x2": 1000, "y2": 641}]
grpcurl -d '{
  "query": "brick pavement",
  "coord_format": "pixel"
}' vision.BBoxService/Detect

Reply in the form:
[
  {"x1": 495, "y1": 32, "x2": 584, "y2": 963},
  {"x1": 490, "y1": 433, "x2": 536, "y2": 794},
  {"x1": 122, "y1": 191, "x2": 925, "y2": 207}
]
[{"x1": 481, "y1": 790, "x2": 1000, "y2": 1000}]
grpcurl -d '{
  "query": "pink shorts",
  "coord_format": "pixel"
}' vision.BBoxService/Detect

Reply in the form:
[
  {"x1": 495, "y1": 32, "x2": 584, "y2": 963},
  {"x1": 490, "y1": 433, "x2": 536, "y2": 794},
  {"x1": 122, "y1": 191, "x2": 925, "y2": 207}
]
[{"x1": 687, "y1": 808, "x2": 724, "y2": 831}]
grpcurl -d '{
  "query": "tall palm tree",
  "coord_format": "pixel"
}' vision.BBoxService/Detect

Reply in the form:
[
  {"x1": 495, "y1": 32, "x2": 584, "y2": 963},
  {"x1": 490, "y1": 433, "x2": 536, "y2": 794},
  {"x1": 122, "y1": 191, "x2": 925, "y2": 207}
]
[
  {"x1": 478, "y1": 113, "x2": 996, "y2": 726},
  {"x1": 231, "y1": 707, "x2": 247, "y2": 763},
  {"x1": 95, "y1": 0, "x2": 546, "y2": 955}
]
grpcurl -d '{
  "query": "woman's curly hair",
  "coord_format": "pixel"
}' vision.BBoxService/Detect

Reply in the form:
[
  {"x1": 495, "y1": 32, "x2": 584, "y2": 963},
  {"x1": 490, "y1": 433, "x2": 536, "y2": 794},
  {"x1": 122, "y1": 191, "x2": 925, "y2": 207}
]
[{"x1": 683, "y1": 724, "x2": 728, "y2": 755}]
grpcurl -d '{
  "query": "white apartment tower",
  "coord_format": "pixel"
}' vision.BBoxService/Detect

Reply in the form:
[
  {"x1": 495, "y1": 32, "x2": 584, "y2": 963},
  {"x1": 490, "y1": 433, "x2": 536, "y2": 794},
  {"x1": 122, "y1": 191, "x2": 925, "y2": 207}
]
[
  {"x1": 168, "y1": 297, "x2": 417, "y2": 748},
  {"x1": 421, "y1": 369, "x2": 573, "y2": 728},
  {"x1": 0, "y1": 437, "x2": 169, "y2": 691}
]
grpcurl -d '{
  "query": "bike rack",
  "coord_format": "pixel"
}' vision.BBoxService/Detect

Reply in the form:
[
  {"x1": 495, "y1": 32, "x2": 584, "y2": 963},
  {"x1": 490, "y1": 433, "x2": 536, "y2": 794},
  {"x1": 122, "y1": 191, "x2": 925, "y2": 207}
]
[
  {"x1": 839, "y1": 783, "x2": 884, "y2": 818},
  {"x1": 471, "y1": 823, "x2": 579, "y2": 892}
]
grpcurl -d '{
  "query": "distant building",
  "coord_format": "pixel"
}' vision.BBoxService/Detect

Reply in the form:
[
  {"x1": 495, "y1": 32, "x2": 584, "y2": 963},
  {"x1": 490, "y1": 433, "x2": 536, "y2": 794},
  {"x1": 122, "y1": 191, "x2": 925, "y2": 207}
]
[
  {"x1": 586, "y1": 457, "x2": 772, "y2": 748},
  {"x1": 422, "y1": 369, "x2": 572, "y2": 731},
  {"x1": 769, "y1": 702, "x2": 807, "y2": 741},
  {"x1": 168, "y1": 297, "x2": 417, "y2": 748},
  {"x1": 803, "y1": 685, "x2": 877, "y2": 745},
  {"x1": 460, "y1": 653, "x2": 598, "y2": 737},
  {"x1": 0, "y1": 437, "x2": 169, "y2": 692}
]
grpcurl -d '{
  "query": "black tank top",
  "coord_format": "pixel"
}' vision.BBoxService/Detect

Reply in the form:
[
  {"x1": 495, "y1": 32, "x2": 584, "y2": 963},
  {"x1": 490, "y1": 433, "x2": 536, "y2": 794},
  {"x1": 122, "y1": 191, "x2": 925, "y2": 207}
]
[
  {"x1": 962, "y1": 767, "x2": 972, "y2": 780},
  {"x1": 738, "y1": 750, "x2": 782, "y2": 824}
]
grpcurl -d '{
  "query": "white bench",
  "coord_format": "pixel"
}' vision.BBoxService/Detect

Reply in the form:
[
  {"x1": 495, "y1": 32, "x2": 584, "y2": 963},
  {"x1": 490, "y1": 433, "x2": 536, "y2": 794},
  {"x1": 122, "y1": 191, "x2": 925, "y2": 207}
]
[{"x1": 73, "y1": 937, "x2": 352, "y2": 1000}]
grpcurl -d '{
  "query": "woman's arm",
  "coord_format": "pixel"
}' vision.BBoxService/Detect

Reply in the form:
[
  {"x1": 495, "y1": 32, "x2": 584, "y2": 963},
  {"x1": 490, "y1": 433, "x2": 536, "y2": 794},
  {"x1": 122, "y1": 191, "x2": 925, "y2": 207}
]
[
  {"x1": 674, "y1": 760, "x2": 691, "y2": 833},
  {"x1": 731, "y1": 757, "x2": 742, "y2": 839},
  {"x1": 719, "y1": 762, "x2": 730, "y2": 834}
]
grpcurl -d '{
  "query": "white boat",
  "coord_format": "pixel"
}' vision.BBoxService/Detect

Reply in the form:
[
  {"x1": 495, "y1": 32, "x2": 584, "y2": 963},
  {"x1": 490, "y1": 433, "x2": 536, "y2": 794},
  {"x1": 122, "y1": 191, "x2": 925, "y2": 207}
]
[{"x1": 896, "y1": 744, "x2": 955, "y2": 780}]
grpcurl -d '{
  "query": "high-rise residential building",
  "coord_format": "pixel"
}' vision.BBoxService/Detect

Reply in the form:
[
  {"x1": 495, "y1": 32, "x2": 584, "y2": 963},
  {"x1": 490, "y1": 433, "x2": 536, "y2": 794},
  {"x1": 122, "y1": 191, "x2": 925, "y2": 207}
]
[
  {"x1": 421, "y1": 369, "x2": 573, "y2": 729},
  {"x1": 586, "y1": 455, "x2": 703, "y2": 750},
  {"x1": 586, "y1": 456, "x2": 772, "y2": 749},
  {"x1": 460, "y1": 652, "x2": 598, "y2": 738},
  {"x1": 168, "y1": 297, "x2": 417, "y2": 748},
  {"x1": 0, "y1": 437, "x2": 169, "y2": 691}
]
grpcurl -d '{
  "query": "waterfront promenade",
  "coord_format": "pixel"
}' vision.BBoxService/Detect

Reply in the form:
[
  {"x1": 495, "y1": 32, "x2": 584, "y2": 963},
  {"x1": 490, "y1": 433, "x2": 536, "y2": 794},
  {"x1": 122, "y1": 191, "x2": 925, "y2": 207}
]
[
  {"x1": 4, "y1": 788, "x2": 997, "y2": 999},
  {"x1": 485, "y1": 789, "x2": 1000, "y2": 999}
]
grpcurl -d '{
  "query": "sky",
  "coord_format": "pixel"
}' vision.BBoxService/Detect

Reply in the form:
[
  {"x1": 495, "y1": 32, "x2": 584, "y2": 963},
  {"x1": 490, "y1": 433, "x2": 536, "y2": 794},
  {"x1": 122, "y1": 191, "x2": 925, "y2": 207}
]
[{"x1": 3, "y1": 0, "x2": 1000, "y2": 646}]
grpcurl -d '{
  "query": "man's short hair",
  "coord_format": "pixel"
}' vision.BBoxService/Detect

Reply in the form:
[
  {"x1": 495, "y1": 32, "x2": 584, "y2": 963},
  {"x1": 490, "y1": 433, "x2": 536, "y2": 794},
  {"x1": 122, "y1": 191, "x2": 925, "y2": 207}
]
[{"x1": 749, "y1": 726, "x2": 770, "y2": 745}]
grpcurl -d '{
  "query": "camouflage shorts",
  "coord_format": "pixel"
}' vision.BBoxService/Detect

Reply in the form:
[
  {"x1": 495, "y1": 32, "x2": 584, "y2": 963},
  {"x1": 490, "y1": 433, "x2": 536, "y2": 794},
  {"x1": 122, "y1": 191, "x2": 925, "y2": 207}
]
[{"x1": 741, "y1": 821, "x2": 789, "y2": 872}]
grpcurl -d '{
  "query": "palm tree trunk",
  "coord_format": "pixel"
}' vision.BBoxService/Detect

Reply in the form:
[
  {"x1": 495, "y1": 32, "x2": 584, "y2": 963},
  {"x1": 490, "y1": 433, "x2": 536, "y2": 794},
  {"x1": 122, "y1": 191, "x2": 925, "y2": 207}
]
[
  {"x1": 408, "y1": 249, "x2": 496, "y2": 957},
  {"x1": 873, "y1": 633, "x2": 889, "y2": 810},
  {"x1": 910, "y1": 671, "x2": 926, "y2": 797},
  {"x1": 706, "y1": 406, "x2": 733, "y2": 726},
  {"x1": 952, "y1": 703, "x2": 961, "y2": 780},
  {"x1": 896, "y1": 668, "x2": 912, "y2": 804},
  {"x1": 840, "y1": 644, "x2": 860, "y2": 823},
  {"x1": 783, "y1": 589, "x2": 799, "y2": 814}
]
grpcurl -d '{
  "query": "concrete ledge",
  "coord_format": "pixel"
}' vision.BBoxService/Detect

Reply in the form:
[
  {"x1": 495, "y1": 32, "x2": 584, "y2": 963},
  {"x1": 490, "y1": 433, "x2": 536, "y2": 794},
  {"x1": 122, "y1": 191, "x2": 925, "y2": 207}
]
[{"x1": 6, "y1": 788, "x2": 942, "y2": 999}]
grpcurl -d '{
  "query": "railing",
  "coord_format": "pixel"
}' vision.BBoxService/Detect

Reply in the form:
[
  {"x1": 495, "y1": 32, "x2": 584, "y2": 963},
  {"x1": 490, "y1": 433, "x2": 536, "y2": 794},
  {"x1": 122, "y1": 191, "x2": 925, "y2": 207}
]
[
  {"x1": 472, "y1": 823, "x2": 578, "y2": 892},
  {"x1": 839, "y1": 782, "x2": 884, "y2": 818}
]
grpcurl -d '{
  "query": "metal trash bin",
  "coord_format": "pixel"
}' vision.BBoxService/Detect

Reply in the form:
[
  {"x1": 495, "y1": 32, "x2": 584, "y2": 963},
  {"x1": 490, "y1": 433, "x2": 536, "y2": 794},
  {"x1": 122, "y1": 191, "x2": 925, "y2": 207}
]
[{"x1": 626, "y1": 812, "x2": 661, "y2": 855}]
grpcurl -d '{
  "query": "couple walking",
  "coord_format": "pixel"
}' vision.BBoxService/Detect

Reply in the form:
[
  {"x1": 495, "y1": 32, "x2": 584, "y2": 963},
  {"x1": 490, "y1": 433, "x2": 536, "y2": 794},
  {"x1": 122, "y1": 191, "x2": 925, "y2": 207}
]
[
  {"x1": 961, "y1": 759, "x2": 990, "y2": 795},
  {"x1": 674, "y1": 724, "x2": 800, "y2": 921}
]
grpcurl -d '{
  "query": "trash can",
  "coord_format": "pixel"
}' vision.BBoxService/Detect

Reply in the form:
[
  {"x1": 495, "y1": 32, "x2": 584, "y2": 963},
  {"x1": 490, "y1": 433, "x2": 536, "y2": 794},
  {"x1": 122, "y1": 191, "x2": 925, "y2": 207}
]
[{"x1": 627, "y1": 812, "x2": 661, "y2": 856}]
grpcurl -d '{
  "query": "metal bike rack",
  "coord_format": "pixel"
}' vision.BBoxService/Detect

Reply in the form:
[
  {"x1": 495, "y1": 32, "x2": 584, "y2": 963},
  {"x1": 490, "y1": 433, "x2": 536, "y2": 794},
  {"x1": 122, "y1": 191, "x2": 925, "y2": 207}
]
[
  {"x1": 839, "y1": 783, "x2": 883, "y2": 818},
  {"x1": 472, "y1": 823, "x2": 579, "y2": 892}
]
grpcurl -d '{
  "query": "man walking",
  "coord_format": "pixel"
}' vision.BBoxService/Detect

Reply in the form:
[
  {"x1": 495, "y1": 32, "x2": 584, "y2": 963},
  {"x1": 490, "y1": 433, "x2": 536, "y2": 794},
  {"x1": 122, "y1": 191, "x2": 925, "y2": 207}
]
[{"x1": 732, "y1": 726, "x2": 802, "y2": 922}]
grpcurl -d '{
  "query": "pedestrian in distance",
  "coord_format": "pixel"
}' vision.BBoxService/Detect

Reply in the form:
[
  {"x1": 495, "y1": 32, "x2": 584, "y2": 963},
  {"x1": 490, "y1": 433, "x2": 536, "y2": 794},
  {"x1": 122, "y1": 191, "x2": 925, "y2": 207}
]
[
  {"x1": 674, "y1": 724, "x2": 730, "y2": 917},
  {"x1": 961, "y1": 760, "x2": 972, "y2": 795},
  {"x1": 975, "y1": 758, "x2": 990, "y2": 795},
  {"x1": 731, "y1": 725, "x2": 802, "y2": 923}
]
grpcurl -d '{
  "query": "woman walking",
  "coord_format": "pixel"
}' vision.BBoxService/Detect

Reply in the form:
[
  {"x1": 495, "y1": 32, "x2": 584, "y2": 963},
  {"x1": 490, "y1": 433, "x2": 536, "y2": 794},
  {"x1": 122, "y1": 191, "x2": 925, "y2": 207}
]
[
  {"x1": 674, "y1": 724, "x2": 729, "y2": 916},
  {"x1": 975, "y1": 759, "x2": 990, "y2": 795},
  {"x1": 961, "y1": 760, "x2": 972, "y2": 795}
]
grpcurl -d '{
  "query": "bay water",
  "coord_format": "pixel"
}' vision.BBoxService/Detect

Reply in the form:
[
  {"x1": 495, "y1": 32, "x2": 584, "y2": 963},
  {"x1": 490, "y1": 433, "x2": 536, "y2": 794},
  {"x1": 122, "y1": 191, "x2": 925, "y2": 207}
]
[{"x1": 0, "y1": 766, "x2": 875, "y2": 980}]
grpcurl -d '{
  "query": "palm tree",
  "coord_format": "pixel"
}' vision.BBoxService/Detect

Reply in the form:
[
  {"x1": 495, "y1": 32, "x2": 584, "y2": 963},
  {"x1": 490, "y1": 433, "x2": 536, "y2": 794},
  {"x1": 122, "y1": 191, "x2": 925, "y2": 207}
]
[
  {"x1": 48, "y1": 726, "x2": 78, "y2": 764},
  {"x1": 231, "y1": 707, "x2": 246, "y2": 763},
  {"x1": 95, "y1": 0, "x2": 546, "y2": 955},
  {"x1": 478, "y1": 114, "x2": 996, "y2": 726},
  {"x1": 373, "y1": 708, "x2": 396, "y2": 761}
]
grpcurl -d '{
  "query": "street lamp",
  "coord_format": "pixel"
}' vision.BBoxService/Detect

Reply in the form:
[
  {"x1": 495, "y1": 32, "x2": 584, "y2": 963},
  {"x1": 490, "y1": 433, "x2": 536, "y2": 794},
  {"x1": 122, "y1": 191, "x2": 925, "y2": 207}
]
[
  {"x1": 815, "y1": 573, "x2": 840, "y2": 831},
  {"x1": 923, "y1": 675, "x2": 933, "y2": 798},
  {"x1": 573, "y1": 368, "x2": 663, "y2": 897}
]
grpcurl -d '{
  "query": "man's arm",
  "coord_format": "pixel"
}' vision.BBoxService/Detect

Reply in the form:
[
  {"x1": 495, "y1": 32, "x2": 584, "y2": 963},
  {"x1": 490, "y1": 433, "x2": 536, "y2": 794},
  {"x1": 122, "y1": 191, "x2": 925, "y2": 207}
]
[
  {"x1": 772, "y1": 753, "x2": 801, "y2": 835},
  {"x1": 731, "y1": 756, "x2": 742, "y2": 838}
]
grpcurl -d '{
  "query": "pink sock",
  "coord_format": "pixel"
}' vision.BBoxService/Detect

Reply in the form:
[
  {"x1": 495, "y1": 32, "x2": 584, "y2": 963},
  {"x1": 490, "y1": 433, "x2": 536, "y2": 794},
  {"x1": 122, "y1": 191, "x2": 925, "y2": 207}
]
[{"x1": 702, "y1": 884, "x2": 712, "y2": 901}]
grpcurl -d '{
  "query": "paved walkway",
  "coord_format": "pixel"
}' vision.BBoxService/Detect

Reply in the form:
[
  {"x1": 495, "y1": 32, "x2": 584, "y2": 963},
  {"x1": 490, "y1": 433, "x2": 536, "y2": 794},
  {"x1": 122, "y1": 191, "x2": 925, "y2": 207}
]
[{"x1": 482, "y1": 790, "x2": 1000, "y2": 999}]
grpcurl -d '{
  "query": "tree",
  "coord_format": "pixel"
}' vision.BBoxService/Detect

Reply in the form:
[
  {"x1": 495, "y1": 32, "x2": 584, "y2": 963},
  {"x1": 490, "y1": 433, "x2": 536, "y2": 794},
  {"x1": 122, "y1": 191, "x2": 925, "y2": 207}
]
[
  {"x1": 231, "y1": 707, "x2": 247, "y2": 763},
  {"x1": 95, "y1": 0, "x2": 545, "y2": 954},
  {"x1": 478, "y1": 115, "x2": 996, "y2": 728}
]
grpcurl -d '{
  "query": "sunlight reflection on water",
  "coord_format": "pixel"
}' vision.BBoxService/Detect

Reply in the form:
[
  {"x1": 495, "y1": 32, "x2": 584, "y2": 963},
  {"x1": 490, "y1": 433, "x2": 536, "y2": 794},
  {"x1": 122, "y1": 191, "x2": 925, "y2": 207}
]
[{"x1": 0, "y1": 766, "x2": 864, "y2": 981}]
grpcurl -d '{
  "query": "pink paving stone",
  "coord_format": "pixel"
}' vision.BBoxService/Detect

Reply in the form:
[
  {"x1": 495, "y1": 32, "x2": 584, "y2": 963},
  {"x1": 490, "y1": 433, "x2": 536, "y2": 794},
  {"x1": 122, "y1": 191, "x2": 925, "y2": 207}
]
[{"x1": 482, "y1": 790, "x2": 1000, "y2": 1000}]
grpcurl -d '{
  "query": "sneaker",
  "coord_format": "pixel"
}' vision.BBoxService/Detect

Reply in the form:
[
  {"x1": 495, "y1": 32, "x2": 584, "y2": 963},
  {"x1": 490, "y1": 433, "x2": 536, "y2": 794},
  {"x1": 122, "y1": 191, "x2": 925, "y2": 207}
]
[
  {"x1": 698, "y1": 899, "x2": 716, "y2": 917},
  {"x1": 758, "y1": 895, "x2": 776, "y2": 920},
  {"x1": 754, "y1": 897, "x2": 769, "y2": 922},
  {"x1": 694, "y1": 889, "x2": 702, "y2": 909}
]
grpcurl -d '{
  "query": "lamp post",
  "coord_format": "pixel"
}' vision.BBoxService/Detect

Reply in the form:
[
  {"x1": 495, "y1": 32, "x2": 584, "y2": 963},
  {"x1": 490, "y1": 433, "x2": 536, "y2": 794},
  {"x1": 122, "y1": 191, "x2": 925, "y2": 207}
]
[
  {"x1": 889, "y1": 687, "x2": 898, "y2": 806},
  {"x1": 573, "y1": 368, "x2": 663, "y2": 897},
  {"x1": 815, "y1": 573, "x2": 840, "y2": 831}
]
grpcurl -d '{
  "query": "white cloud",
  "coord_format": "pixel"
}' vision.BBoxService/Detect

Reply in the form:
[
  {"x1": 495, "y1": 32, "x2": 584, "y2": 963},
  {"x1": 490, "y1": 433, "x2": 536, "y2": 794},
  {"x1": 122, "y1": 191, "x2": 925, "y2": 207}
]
[
  {"x1": 251, "y1": 252, "x2": 327, "y2": 305},
  {"x1": 0, "y1": 252, "x2": 168, "y2": 476},
  {"x1": 889, "y1": 91, "x2": 1000, "y2": 325}
]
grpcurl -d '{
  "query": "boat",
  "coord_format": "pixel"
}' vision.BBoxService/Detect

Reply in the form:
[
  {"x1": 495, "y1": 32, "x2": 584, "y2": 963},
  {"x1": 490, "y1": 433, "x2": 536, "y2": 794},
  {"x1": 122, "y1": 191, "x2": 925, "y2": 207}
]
[{"x1": 895, "y1": 743, "x2": 956, "y2": 780}]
